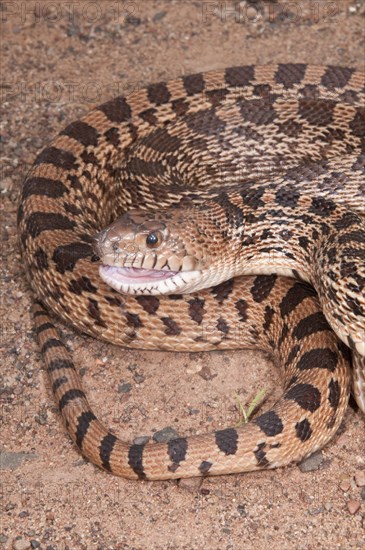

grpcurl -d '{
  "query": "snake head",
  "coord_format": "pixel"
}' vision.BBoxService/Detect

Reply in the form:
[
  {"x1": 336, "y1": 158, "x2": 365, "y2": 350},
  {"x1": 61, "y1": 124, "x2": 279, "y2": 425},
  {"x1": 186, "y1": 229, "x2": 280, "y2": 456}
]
[{"x1": 93, "y1": 203, "x2": 237, "y2": 295}]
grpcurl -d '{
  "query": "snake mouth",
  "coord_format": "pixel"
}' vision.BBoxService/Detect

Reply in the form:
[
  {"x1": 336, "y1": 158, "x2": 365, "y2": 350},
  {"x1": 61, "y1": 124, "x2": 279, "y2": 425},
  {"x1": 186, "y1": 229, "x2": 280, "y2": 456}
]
[{"x1": 99, "y1": 265, "x2": 200, "y2": 295}]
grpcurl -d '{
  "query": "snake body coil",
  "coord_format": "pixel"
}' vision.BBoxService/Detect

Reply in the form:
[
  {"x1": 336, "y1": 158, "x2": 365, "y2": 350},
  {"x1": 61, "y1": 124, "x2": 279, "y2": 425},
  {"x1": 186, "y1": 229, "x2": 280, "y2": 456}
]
[{"x1": 18, "y1": 65, "x2": 365, "y2": 480}]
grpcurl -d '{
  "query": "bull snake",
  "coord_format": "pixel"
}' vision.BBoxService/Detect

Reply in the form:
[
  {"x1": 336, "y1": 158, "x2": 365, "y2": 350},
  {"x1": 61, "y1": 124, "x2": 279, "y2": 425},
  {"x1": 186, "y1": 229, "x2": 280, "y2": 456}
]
[{"x1": 18, "y1": 64, "x2": 365, "y2": 480}]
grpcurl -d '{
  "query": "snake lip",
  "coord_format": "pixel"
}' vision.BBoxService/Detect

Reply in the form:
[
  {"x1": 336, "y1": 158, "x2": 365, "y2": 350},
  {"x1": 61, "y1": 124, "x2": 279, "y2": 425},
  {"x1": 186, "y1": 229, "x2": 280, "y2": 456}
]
[
  {"x1": 100, "y1": 265, "x2": 178, "y2": 284},
  {"x1": 99, "y1": 265, "x2": 201, "y2": 295}
]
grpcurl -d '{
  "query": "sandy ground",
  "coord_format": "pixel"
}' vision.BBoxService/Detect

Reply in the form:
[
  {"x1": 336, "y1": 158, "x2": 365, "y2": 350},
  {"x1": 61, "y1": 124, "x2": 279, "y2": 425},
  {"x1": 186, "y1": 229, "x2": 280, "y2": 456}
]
[{"x1": 1, "y1": 1, "x2": 365, "y2": 548}]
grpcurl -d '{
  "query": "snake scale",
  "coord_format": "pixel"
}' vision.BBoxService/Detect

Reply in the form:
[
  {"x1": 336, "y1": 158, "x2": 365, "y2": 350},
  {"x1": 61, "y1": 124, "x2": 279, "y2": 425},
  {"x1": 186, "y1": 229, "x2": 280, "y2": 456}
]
[{"x1": 18, "y1": 64, "x2": 365, "y2": 480}]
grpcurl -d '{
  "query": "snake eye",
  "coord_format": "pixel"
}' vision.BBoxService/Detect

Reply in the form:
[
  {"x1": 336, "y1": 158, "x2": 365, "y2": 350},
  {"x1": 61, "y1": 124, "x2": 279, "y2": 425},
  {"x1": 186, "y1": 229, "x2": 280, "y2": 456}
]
[{"x1": 146, "y1": 231, "x2": 161, "y2": 248}]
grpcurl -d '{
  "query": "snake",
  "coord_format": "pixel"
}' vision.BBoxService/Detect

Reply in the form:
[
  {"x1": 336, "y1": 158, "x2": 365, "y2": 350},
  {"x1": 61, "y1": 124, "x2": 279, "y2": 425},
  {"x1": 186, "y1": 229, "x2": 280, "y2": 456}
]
[{"x1": 17, "y1": 64, "x2": 365, "y2": 480}]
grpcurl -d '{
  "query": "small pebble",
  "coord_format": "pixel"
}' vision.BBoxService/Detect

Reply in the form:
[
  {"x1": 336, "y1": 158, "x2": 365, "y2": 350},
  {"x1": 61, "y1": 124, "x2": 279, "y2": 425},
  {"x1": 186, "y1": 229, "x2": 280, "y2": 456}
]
[
  {"x1": 298, "y1": 451, "x2": 323, "y2": 472},
  {"x1": 30, "y1": 542, "x2": 40, "y2": 549},
  {"x1": 178, "y1": 477, "x2": 201, "y2": 492},
  {"x1": 0, "y1": 451, "x2": 37, "y2": 470},
  {"x1": 133, "y1": 373, "x2": 145, "y2": 384},
  {"x1": 361, "y1": 487, "x2": 365, "y2": 500},
  {"x1": 198, "y1": 366, "x2": 217, "y2": 381},
  {"x1": 237, "y1": 504, "x2": 247, "y2": 517},
  {"x1": 7, "y1": 311, "x2": 21, "y2": 323},
  {"x1": 133, "y1": 435, "x2": 150, "y2": 445},
  {"x1": 13, "y1": 538, "x2": 31, "y2": 550},
  {"x1": 347, "y1": 500, "x2": 361, "y2": 515},
  {"x1": 153, "y1": 426, "x2": 179, "y2": 443},
  {"x1": 153, "y1": 11, "x2": 167, "y2": 22},
  {"x1": 340, "y1": 478, "x2": 351, "y2": 492},
  {"x1": 126, "y1": 15, "x2": 141, "y2": 26},
  {"x1": 118, "y1": 382, "x2": 132, "y2": 394},
  {"x1": 355, "y1": 471, "x2": 365, "y2": 487},
  {"x1": 35, "y1": 409, "x2": 48, "y2": 425},
  {"x1": 309, "y1": 506, "x2": 324, "y2": 516}
]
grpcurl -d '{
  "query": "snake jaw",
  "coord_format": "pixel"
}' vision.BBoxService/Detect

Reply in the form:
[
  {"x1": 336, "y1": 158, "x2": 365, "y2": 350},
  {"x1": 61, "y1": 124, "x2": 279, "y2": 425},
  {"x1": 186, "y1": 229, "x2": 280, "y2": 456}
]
[{"x1": 99, "y1": 264, "x2": 201, "y2": 295}]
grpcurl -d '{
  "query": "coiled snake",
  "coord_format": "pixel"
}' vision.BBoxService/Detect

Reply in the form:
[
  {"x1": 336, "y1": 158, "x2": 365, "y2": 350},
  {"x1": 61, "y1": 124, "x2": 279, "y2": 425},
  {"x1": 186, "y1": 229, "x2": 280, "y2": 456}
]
[{"x1": 18, "y1": 64, "x2": 365, "y2": 480}]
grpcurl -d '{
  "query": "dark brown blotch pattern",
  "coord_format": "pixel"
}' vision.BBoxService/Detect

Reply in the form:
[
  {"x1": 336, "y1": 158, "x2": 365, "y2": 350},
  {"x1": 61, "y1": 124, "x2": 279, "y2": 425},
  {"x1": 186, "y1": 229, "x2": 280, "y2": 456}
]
[
  {"x1": 254, "y1": 442, "x2": 270, "y2": 467},
  {"x1": 99, "y1": 433, "x2": 117, "y2": 472},
  {"x1": 212, "y1": 278, "x2": 234, "y2": 304},
  {"x1": 255, "y1": 411, "x2": 284, "y2": 437},
  {"x1": 22, "y1": 176, "x2": 68, "y2": 200},
  {"x1": 47, "y1": 357, "x2": 75, "y2": 373},
  {"x1": 161, "y1": 316, "x2": 181, "y2": 336},
  {"x1": 235, "y1": 299, "x2": 249, "y2": 322},
  {"x1": 183, "y1": 73, "x2": 205, "y2": 95},
  {"x1": 215, "y1": 428, "x2": 238, "y2": 455},
  {"x1": 75, "y1": 411, "x2": 97, "y2": 448},
  {"x1": 52, "y1": 375, "x2": 68, "y2": 393},
  {"x1": 135, "y1": 295, "x2": 160, "y2": 315},
  {"x1": 68, "y1": 276, "x2": 97, "y2": 295},
  {"x1": 167, "y1": 438, "x2": 188, "y2": 472},
  {"x1": 34, "y1": 146, "x2": 77, "y2": 170},
  {"x1": 239, "y1": 98, "x2": 277, "y2": 125},
  {"x1": 26, "y1": 212, "x2": 75, "y2": 239},
  {"x1": 125, "y1": 311, "x2": 143, "y2": 329},
  {"x1": 295, "y1": 418, "x2": 312, "y2": 441},
  {"x1": 297, "y1": 348, "x2": 338, "y2": 372},
  {"x1": 298, "y1": 99, "x2": 336, "y2": 127},
  {"x1": 60, "y1": 120, "x2": 99, "y2": 147},
  {"x1": 321, "y1": 66, "x2": 354, "y2": 89},
  {"x1": 52, "y1": 242, "x2": 93, "y2": 274},
  {"x1": 275, "y1": 63, "x2": 307, "y2": 87},
  {"x1": 99, "y1": 96, "x2": 132, "y2": 123},
  {"x1": 328, "y1": 379, "x2": 341, "y2": 410},
  {"x1": 34, "y1": 247, "x2": 49, "y2": 270},
  {"x1": 188, "y1": 297, "x2": 205, "y2": 324},
  {"x1": 225, "y1": 65, "x2": 254, "y2": 87},
  {"x1": 147, "y1": 82, "x2": 171, "y2": 105},
  {"x1": 88, "y1": 298, "x2": 107, "y2": 328},
  {"x1": 104, "y1": 126, "x2": 120, "y2": 146},
  {"x1": 184, "y1": 109, "x2": 226, "y2": 136},
  {"x1": 59, "y1": 388, "x2": 86, "y2": 411},
  {"x1": 250, "y1": 274, "x2": 277, "y2": 303},
  {"x1": 128, "y1": 443, "x2": 146, "y2": 480},
  {"x1": 263, "y1": 305, "x2": 275, "y2": 332},
  {"x1": 279, "y1": 282, "x2": 316, "y2": 317},
  {"x1": 293, "y1": 311, "x2": 330, "y2": 340},
  {"x1": 285, "y1": 383, "x2": 321, "y2": 412},
  {"x1": 217, "y1": 317, "x2": 229, "y2": 334},
  {"x1": 213, "y1": 192, "x2": 244, "y2": 230}
]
